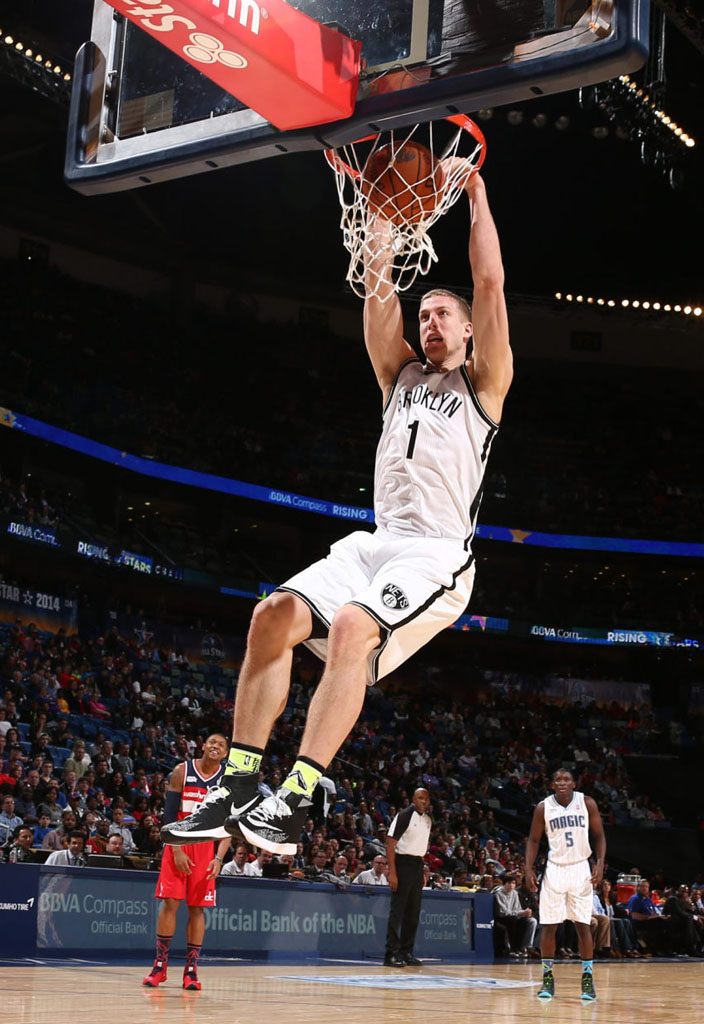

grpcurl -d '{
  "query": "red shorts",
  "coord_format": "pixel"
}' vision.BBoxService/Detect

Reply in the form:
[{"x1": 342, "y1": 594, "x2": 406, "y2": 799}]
[{"x1": 155, "y1": 842, "x2": 217, "y2": 907}]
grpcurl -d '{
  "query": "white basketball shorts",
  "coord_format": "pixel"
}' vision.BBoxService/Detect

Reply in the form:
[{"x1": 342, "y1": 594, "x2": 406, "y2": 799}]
[
  {"x1": 539, "y1": 860, "x2": 593, "y2": 925},
  {"x1": 278, "y1": 528, "x2": 475, "y2": 684}
]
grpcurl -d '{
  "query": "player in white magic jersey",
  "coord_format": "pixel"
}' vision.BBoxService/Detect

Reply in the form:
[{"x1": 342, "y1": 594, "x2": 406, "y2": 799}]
[
  {"x1": 162, "y1": 170, "x2": 512, "y2": 860},
  {"x1": 525, "y1": 769, "x2": 606, "y2": 1001}
]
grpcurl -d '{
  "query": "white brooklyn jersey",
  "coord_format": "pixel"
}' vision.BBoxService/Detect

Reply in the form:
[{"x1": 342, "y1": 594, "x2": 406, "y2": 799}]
[
  {"x1": 544, "y1": 791, "x2": 592, "y2": 865},
  {"x1": 374, "y1": 359, "x2": 498, "y2": 541}
]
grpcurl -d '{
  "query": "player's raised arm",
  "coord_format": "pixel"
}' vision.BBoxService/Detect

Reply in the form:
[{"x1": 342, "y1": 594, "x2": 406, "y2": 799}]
[
  {"x1": 463, "y1": 173, "x2": 512, "y2": 423},
  {"x1": 524, "y1": 800, "x2": 545, "y2": 891},
  {"x1": 585, "y1": 795, "x2": 606, "y2": 886},
  {"x1": 363, "y1": 215, "x2": 417, "y2": 403}
]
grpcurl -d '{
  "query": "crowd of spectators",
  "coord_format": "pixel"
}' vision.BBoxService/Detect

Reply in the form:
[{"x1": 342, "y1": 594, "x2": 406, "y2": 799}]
[{"x1": 1, "y1": 609, "x2": 701, "y2": 962}]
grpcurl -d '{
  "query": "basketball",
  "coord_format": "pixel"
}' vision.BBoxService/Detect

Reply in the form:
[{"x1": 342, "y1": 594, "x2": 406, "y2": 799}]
[{"x1": 361, "y1": 141, "x2": 445, "y2": 226}]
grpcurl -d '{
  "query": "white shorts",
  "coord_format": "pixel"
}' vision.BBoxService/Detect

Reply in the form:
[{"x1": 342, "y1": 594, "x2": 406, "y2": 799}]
[
  {"x1": 539, "y1": 860, "x2": 593, "y2": 925},
  {"x1": 279, "y1": 528, "x2": 475, "y2": 684}
]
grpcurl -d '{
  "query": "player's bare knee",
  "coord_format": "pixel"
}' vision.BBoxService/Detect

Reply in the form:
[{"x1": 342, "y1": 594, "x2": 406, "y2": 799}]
[
  {"x1": 328, "y1": 604, "x2": 380, "y2": 656},
  {"x1": 248, "y1": 591, "x2": 311, "y2": 650}
]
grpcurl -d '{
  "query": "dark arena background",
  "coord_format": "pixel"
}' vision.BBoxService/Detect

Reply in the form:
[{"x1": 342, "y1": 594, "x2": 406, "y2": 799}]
[{"x1": 0, "y1": 1, "x2": 702, "y2": 1021}]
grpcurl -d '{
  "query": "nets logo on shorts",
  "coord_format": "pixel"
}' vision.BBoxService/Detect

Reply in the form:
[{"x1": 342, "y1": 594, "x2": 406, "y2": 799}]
[{"x1": 381, "y1": 584, "x2": 409, "y2": 610}]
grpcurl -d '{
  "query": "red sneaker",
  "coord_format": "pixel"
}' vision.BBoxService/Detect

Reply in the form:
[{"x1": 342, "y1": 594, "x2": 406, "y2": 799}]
[
  {"x1": 182, "y1": 967, "x2": 201, "y2": 991},
  {"x1": 142, "y1": 961, "x2": 168, "y2": 987}
]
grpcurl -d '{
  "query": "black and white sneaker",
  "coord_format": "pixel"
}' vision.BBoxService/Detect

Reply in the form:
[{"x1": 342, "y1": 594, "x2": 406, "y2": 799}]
[
  {"x1": 161, "y1": 773, "x2": 260, "y2": 846},
  {"x1": 238, "y1": 787, "x2": 311, "y2": 855}
]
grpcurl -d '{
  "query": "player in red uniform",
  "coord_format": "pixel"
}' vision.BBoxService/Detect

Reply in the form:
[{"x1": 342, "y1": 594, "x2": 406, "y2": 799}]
[{"x1": 143, "y1": 733, "x2": 231, "y2": 990}]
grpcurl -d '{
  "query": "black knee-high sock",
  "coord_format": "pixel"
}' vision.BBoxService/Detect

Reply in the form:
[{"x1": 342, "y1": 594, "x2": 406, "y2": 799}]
[
  {"x1": 154, "y1": 934, "x2": 172, "y2": 966},
  {"x1": 185, "y1": 943, "x2": 202, "y2": 973}
]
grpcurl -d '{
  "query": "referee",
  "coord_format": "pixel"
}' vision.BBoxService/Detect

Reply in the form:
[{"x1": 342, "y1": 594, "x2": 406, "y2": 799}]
[{"x1": 384, "y1": 788, "x2": 432, "y2": 967}]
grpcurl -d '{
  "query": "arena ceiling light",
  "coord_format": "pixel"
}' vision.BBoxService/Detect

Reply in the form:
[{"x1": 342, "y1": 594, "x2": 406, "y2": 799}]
[
  {"x1": 619, "y1": 75, "x2": 695, "y2": 148},
  {"x1": 554, "y1": 293, "x2": 702, "y2": 318},
  {"x1": 0, "y1": 29, "x2": 71, "y2": 104}
]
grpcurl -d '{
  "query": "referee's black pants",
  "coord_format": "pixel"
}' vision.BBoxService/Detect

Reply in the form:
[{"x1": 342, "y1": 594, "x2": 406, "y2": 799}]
[{"x1": 386, "y1": 854, "x2": 424, "y2": 957}]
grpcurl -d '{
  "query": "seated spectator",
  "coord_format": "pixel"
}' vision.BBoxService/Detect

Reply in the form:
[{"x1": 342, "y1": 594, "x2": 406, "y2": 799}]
[
  {"x1": 0, "y1": 708, "x2": 12, "y2": 740},
  {"x1": 109, "y1": 806, "x2": 135, "y2": 853},
  {"x1": 590, "y1": 887, "x2": 613, "y2": 958},
  {"x1": 103, "y1": 832, "x2": 129, "y2": 866},
  {"x1": 305, "y1": 848, "x2": 330, "y2": 879},
  {"x1": 330, "y1": 854, "x2": 351, "y2": 886},
  {"x1": 29, "y1": 732, "x2": 52, "y2": 761},
  {"x1": 130, "y1": 768, "x2": 151, "y2": 801},
  {"x1": 137, "y1": 823, "x2": 162, "y2": 863},
  {"x1": 85, "y1": 818, "x2": 111, "y2": 854},
  {"x1": 86, "y1": 690, "x2": 111, "y2": 720},
  {"x1": 134, "y1": 744, "x2": 160, "y2": 775},
  {"x1": 36, "y1": 784, "x2": 63, "y2": 825},
  {"x1": 355, "y1": 801, "x2": 374, "y2": 836},
  {"x1": 493, "y1": 874, "x2": 537, "y2": 957},
  {"x1": 663, "y1": 885, "x2": 704, "y2": 956},
  {"x1": 627, "y1": 879, "x2": 672, "y2": 955},
  {"x1": 335, "y1": 811, "x2": 357, "y2": 844},
  {"x1": 244, "y1": 848, "x2": 274, "y2": 877},
  {"x1": 221, "y1": 843, "x2": 251, "y2": 877},
  {"x1": 105, "y1": 770, "x2": 132, "y2": 804},
  {"x1": 63, "y1": 741, "x2": 91, "y2": 780},
  {"x1": 33, "y1": 812, "x2": 53, "y2": 848},
  {"x1": 91, "y1": 756, "x2": 112, "y2": 789},
  {"x1": 42, "y1": 809, "x2": 78, "y2": 851},
  {"x1": 113, "y1": 742, "x2": 134, "y2": 777},
  {"x1": 0, "y1": 795, "x2": 24, "y2": 846},
  {"x1": 597, "y1": 879, "x2": 642, "y2": 958},
  {"x1": 12, "y1": 782, "x2": 38, "y2": 824},
  {"x1": 517, "y1": 878, "x2": 541, "y2": 957},
  {"x1": 60, "y1": 769, "x2": 79, "y2": 805},
  {"x1": 180, "y1": 689, "x2": 202, "y2": 719},
  {"x1": 45, "y1": 831, "x2": 87, "y2": 867},
  {"x1": 353, "y1": 855, "x2": 389, "y2": 886},
  {"x1": 6, "y1": 825, "x2": 38, "y2": 863}
]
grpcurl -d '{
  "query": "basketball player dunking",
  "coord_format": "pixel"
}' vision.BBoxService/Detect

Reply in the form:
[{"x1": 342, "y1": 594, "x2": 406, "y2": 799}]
[
  {"x1": 144, "y1": 734, "x2": 231, "y2": 991},
  {"x1": 525, "y1": 769, "x2": 606, "y2": 1002},
  {"x1": 162, "y1": 169, "x2": 512, "y2": 856}
]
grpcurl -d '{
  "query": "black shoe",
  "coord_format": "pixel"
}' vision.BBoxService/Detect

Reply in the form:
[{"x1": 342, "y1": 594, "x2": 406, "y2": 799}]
[
  {"x1": 402, "y1": 954, "x2": 423, "y2": 966},
  {"x1": 238, "y1": 786, "x2": 311, "y2": 855},
  {"x1": 537, "y1": 972, "x2": 554, "y2": 1000},
  {"x1": 581, "y1": 973, "x2": 597, "y2": 1001},
  {"x1": 161, "y1": 772, "x2": 260, "y2": 846},
  {"x1": 384, "y1": 954, "x2": 405, "y2": 967}
]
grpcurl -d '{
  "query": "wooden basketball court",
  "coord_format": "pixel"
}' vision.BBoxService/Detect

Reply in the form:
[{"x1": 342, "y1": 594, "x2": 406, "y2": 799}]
[{"x1": 5, "y1": 961, "x2": 702, "y2": 1024}]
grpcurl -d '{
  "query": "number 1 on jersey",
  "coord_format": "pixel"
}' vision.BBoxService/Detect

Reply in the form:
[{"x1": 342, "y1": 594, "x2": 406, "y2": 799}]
[{"x1": 406, "y1": 420, "x2": 419, "y2": 460}]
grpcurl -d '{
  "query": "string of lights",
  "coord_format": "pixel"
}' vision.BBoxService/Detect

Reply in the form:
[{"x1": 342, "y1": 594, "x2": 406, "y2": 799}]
[
  {"x1": 0, "y1": 29, "x2": 72, "y2": 107},
  {"x1": 617, "y1": 73, "x2": 694, "y2": 148},
  {"x1": 555, "y1": 293, "x2": 703, "y2": 317}
]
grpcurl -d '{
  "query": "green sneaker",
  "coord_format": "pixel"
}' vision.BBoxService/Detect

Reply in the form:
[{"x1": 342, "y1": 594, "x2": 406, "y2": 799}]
[
  {"x1": 537, "y1": 972, "x2": 554, "y2": 999},
  {"x1": 581, "y1": 972, "x2": 597, "y2": 1001}
]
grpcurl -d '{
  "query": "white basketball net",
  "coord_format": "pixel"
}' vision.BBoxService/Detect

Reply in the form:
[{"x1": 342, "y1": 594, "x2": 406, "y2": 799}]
[{"x1": 325, "y1": 116, "x2": 485, "y2": 301}]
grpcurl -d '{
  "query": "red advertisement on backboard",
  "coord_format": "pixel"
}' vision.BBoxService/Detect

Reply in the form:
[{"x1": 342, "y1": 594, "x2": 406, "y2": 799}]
[{"x1": 103, "y1": 0, "x2": 361, "y2": 130}]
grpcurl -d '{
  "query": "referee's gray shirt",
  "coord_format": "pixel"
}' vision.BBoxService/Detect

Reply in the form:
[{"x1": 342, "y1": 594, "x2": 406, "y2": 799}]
[{"x1": 387, "y1": 806, "x2": 432, "y2": 856}]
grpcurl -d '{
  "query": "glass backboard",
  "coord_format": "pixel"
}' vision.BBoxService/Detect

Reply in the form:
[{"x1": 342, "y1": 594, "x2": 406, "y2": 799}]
[{"x1": 65, "y1": 0, "x2": 649, "y2": 194}]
